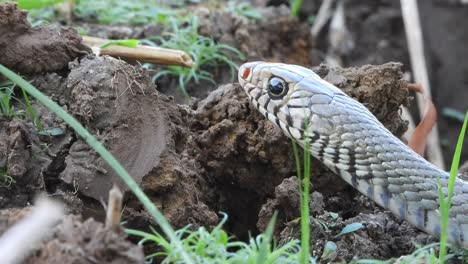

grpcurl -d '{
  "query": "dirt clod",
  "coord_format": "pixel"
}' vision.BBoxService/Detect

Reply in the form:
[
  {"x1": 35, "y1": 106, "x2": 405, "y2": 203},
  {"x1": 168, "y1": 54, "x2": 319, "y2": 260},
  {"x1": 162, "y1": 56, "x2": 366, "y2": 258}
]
[
  {"x1": 336, "y1": 212, "x2": 435, "y2": 260},
  {"x1": 55, "y1": 55, "x2": 217, "y2": 230},
  {"x1": 0, "y1": 3, "x2": 91, "y2": 74},
  {"x1": 30, "y1": 215, "x2": 144, "y2": 263},
  {"x1": 0, "y1": 207, "x2": 144, "y2": 263},
  {"x1": 200, "y1": 5, "x2": 313, "y2": 65}
]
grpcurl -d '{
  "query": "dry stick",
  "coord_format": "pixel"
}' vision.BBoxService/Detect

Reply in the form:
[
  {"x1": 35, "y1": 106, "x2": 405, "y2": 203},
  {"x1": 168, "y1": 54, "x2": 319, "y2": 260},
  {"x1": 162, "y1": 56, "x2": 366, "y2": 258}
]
[
  {"x1": 310, "y1": 0, "x2": 335, "y2": 38},
  {"x1": 82, "y1": 36, "x2": 194, "y2": 68},
  {"x1": 325, "y1": 0, "x2": 353, "y2": 67},
  {"x1": 105, "y1": 185, "x2": 123, "y2": 232},
  {"x1": 400, "y1": 0, "x2": 445, "y2": 169},
  {"x1": 57, "y1": 0, "x2": 74, "y2": 25},
  {"x1": 0, "y1": 197, "x2": 64, "y2": 264}
]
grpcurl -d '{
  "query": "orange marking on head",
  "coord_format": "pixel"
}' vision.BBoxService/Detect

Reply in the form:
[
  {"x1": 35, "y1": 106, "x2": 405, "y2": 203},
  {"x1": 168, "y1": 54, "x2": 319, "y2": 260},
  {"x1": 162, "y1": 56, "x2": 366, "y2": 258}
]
[{"x1": 242, "y1": 68, "x2": 251, "y2": 79}]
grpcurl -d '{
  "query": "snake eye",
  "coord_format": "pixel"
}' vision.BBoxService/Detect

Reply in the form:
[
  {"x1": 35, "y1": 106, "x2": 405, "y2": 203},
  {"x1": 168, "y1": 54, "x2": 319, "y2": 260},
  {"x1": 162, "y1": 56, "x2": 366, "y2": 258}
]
[{"x1": 268, "y1": 77, "x2": 288, "y2": 99}]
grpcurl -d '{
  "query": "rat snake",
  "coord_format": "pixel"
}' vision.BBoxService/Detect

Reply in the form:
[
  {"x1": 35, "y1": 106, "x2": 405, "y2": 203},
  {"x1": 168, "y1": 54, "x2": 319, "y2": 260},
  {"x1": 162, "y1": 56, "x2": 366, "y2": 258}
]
[{"x1": 238, "y1": 61, "x2": 468, "y2": 248}]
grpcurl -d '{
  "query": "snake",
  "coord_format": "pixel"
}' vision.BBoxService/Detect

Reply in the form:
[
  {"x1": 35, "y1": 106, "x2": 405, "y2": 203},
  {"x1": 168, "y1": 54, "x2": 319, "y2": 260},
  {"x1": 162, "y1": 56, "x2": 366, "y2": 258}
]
[{"x1": 237, "y1": 61, "x2": 468, "y2": 248}]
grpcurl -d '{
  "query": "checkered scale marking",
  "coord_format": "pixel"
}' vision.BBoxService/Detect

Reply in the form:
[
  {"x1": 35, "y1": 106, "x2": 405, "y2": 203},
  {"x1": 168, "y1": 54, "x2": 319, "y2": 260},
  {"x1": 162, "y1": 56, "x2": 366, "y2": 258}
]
[{"x1": 238, "y1": 61, "x2": 468, "y2": 248}]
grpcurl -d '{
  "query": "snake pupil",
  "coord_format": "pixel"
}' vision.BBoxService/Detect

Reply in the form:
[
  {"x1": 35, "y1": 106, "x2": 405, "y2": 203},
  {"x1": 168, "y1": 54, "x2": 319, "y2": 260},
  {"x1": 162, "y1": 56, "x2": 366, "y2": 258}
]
[{"x1": 268, "y1": 77, "x2": 287, "y2": 98}]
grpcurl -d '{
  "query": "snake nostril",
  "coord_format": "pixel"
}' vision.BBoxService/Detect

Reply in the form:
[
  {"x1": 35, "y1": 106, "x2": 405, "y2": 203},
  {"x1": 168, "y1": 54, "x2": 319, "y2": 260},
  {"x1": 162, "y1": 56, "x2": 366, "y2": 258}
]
[{"x1": 242, "y1": 68, "x2": 251, "y2": 79}]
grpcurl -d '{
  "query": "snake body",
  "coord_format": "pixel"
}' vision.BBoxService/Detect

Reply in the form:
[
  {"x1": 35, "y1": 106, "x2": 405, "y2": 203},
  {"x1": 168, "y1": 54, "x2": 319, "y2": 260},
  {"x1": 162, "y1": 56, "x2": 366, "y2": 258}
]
[{"x1": 238, "y1": 61, "x2": 468, "y2": 248}]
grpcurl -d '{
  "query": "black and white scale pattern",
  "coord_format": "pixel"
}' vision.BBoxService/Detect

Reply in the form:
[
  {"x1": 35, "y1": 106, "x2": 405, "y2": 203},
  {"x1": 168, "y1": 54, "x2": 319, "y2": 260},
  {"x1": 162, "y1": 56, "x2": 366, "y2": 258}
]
[{"x1": 238, "y1": 61, "x2": 468, "y2": 248}]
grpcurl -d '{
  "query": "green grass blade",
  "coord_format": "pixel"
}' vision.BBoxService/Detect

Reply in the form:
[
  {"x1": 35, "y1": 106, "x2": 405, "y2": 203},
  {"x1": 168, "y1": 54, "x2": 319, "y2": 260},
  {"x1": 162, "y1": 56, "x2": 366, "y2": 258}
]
[
  {"x1": 18, "y1": 0, "x2": 65, "y2": 9},
  {"x1": 292, "y1": 141, "x2": 303, "y2": 194},
  {"x1": 300, "y1": 138, "x2": 311, "y2": 264},
  {"x1": 152, "y1": 70, "x2": 174, "y2": 82},
  {"x1": 442, "y1": 108, "x2": 466, "y2": 123},
  {"x1": 0, "y1": 85, "x2": 14, "y2": 118},
  {"x1": 99, "y1": 39, "x2": 140, "y2": 49},
  {"x1": 446, "y1": 111, "x2": 468, "y2": 213},
  {"x1": 178, "y1": 75, "x2": 189, "y2": 98},
  {"x1": 257, "y1": 211, "x2": 277, "y2": 263},
  {"x1": 0, "y1": 64, "x2": 193, "y2": 264},
  {"x1": 439, "y1": 110, "x2": 468, "y2": 263},
  {"x1": 146, "y1": 15, "x2": 243, "y2": 97},
  {"x1": 20, "y1": 87, "x2": 44, "y2": 131},
  {"x1": 290, "y1": 0, "x2": 303, "y2": 18}
]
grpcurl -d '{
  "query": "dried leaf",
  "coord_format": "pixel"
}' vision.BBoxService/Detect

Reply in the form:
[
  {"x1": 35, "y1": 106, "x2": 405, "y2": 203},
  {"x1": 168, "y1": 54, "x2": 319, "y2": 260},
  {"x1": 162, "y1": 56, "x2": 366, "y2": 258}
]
[{"x1": 407, "y1": 83, "x2": 437, "y2": 156}]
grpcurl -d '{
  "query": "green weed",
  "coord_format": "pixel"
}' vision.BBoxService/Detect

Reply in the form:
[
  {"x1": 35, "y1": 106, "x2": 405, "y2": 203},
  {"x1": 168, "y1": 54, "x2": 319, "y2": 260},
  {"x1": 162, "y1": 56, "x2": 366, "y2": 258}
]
[
  {"x1": 127, "y1": 212, "x2": 311, "y2": 263},
  {"x1": 74, "y1": 0, "x2": 174, "y2": 26},
  {"x1": 0, "y1": 168, "x2": 15, "y2": 188},
  {"x1": 20, "y1": 87, "x2": 43, "y2": 131},
  {"x1": 159, "y1": 0, "x2": 206, "y2": 8},
  {"x1": 99, "y1": 39, "x2": 140, "y2": 49},
  {"x1": 438, "y1": 111, "x2": 468, "y2": 262},
  {"x1": 0, "y1": 80, "x2": 43, "y2": 130},
  {"x1": 0, "y1": 81, "x2": 18, "y2": 118},
  {"x1": 145, "y1": 16, "x2": 244, "y2": 97},
  {"x1": 76, "y1": 26, "x2": 89, "y2": 36},
  {"x1": 292, "y1": 139, "x2": 311, "y2": 263},
  {"x1": 226, "y1": 1, "x2": 262, "y2": 21},
  {"x1": 16, "y1": 0, "x2": 65, "y2": 9},
  {"x1": 290, "y1": 0, "x2": 303, "y2": 18}
]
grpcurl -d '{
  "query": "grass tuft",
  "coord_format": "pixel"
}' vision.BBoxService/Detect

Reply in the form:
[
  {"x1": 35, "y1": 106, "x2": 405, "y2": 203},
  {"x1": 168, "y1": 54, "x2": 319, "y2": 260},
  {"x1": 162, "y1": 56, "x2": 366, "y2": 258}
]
[
  {"x1": 226, "y1": 1, "x2": 262, "y2": 21},
  {"x1": 127, "y1": 212, "x2": 309, "y2": 263},
  {"x1": 0, "y1": 168, "x2": 15, "y2": 188},
  {"x1": 144, "y1": 16, "x2": 244, "y2": 97},
  {"x1": 0, "y1": 80, "x2": 42, "y2": 130},
  {"x1": 74, "y1": 0, "x2": 174, "y2": 26},
  {"x1": 0, "y1": 81, "x2": 18, "y2": 118}
]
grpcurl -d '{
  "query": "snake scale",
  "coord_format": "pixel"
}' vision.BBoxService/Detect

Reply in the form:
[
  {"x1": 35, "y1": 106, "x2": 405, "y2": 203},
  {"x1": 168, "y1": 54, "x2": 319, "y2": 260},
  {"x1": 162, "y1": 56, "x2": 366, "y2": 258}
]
[{"x1": 238, "y1": 61, "x2": 468, "y2": 248}]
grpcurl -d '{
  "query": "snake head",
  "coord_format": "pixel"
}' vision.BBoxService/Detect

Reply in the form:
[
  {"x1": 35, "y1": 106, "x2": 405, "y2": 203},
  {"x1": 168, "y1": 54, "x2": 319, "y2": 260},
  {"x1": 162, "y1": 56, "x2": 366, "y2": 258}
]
[{"x1": 238, "y1": 61, "x2": 345, "y2": 140}]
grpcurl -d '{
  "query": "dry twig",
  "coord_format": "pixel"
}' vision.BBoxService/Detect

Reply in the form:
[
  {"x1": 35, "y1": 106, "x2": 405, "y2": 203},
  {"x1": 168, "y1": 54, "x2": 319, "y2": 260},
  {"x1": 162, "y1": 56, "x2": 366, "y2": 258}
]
[
  {"x1": 400, "y1": 0, "x2": 445, "y2": 169},
  {"x1": 105, "y1": 185, "x2": 123, "y2": 232},
  {"x1": 0, "y1": 197, "x2": 64, "y2": 264},
  {"x1": 83, "y1": 36, "x2": 194, "y2": 68},
  {"x1": 310, "y1": 0, "x2": 335, "y2": 38}
]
